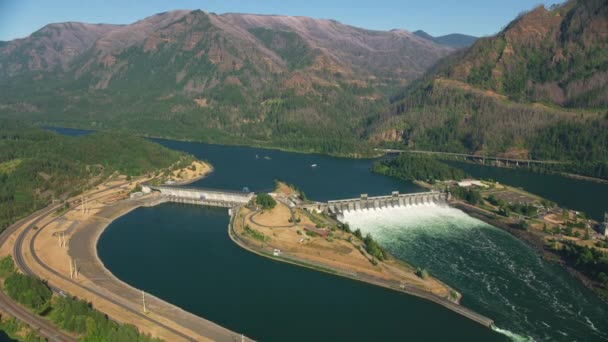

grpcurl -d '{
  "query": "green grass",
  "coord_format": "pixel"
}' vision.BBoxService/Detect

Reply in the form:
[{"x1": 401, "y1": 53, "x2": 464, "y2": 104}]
[
  {"x1": 0, "y1": 159, "x2": 22, "y2": 174},
  {"x1": 244, "y1": 225, "x2": 267, "y2": 242}
]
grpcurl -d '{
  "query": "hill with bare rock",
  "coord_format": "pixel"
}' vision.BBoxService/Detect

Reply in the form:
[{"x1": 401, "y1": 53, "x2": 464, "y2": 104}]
[
  {"x1": 0, "y1": 10, "x2": 450, "y2": 155},
  {"x1": 374, "y1": 0, "x2": 608, "y2": 178}
]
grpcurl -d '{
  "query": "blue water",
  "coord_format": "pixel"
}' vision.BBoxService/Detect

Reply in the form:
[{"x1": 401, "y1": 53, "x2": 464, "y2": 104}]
[
  {"x1": 0, "y1": 331, "x2": 15, "y2": 342},
  {"x1": 100, "y1": 203, "x2": 504, "y2": 342}
]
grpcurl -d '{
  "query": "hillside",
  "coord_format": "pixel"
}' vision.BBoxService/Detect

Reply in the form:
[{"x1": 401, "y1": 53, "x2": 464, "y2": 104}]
[
  {"x1": 0, "y1": 11, "x2": 451, "y2": 155},
  {"x1": 0, "y1": 120, "x2": 191, "y2": 231},
  {"x1": 413, "y1": 30, "x2": 477, "y2": 48},
  {"x1": 374, "y1": 0, "x2": 608, "y2": 178}
]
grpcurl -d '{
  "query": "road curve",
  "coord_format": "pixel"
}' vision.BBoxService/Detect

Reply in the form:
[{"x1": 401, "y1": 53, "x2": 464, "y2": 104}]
[
  {"x1": 9, "y1": 179, "x2": 210, "y2": 341},
  {"x1": 0, "y1": 204, "x2": 76, "y2": 342}
]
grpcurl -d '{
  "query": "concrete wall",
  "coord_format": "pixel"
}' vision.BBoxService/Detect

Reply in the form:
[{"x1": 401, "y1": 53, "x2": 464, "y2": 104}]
[
  {"x1": 151, "y1": 186, "x2": 254, "y2": 206},
  {"x1": 326, "y1": 191, "x2": 446, "y2": 214}
]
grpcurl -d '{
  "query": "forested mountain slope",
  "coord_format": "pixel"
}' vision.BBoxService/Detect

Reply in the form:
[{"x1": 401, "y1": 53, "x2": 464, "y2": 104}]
[
  {"x1": 0, "y1": 121, "x2": 191, "y2": 231},
  {"x1": 0, "y1": 11, "x2": 450, "y2": 155},
  {"x1": 373, "y1": 0, "x2": 608, "y2": 178}
]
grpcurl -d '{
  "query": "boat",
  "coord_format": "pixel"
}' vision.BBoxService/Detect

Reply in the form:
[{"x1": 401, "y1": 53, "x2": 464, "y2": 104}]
[{"x1": 311, "y1": 164, "x2": 317, "y2": 168}]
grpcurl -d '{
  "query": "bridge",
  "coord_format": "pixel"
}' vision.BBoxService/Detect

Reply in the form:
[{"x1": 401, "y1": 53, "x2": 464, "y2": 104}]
[
  {"x1": 300, "y1": 191, "x2": 448, "y2": 215},
  {"x1": 375, "y1": 149, "x2": 566, "y2": 166},
  {"x1": 143, "y1": 185, "x2": 254, "y2": 208}
]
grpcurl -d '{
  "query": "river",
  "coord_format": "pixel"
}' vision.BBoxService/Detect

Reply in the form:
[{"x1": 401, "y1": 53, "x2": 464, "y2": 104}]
[{"x1": 48, "y1": 128, "x2": 608, "y2": 341}]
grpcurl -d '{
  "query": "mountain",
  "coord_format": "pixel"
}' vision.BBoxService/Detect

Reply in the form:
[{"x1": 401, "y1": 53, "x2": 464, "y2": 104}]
[
  {"x1": 374, "y1": 0, "x2": 608, "y2": 178},
  {"x1": 0, "y1": 11, "x2": 451, "y2": 154},
  {"x1": 413, "y1": 30, "x2": 477, "y2": 48}
]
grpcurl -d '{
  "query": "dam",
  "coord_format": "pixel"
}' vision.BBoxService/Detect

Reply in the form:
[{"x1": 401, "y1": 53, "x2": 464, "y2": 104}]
[
  {"x1": 143, "y1": 185, "x2": 254, "y2": 208},
  {"x1": 301, "y1": 191, "x2": 449, "y2": 216}
]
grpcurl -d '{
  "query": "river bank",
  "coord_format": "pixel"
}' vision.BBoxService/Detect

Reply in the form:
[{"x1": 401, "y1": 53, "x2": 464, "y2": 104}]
[
  {"x1": 0, "y1": 160, "x2": 242, "y2": 342},
  {"x1": 229, "y1": 201, "x2": 495, "y2": 329},
  {"x1": 453, "y1": 200, "x2": 608, "y2": 304}
]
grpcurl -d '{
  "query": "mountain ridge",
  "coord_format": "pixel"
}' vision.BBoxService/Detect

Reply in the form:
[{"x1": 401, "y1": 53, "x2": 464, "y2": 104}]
[
  {"x1": 0, "y1": 10, "x2": 452, "y2": 154},
  {"x1": 374, "y1": 0, "x2": 608, "y2": 178},
  {"x1": 413, "y1": 30, "x2": 477, "y2": 48}
]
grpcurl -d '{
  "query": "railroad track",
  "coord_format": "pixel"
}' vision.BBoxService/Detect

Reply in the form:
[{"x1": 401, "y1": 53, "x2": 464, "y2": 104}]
[
  {"x1": 3, "y1": 177, "x2": 200, "y2": 342},
  {"x1": 0, "y1": 204, "x2": 75, "y2": 342}
]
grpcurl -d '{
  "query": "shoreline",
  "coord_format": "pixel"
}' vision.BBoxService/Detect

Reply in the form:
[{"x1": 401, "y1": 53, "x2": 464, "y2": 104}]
[
  {"x1": 452, "y1": 201, "x2": 608, "y2": 304},
  {"x1": 227, "y1": 206, "x2": 495, "y2": 329},
  {"x1": 2, "y1": 162, "x2": 252, "y2": 342}
]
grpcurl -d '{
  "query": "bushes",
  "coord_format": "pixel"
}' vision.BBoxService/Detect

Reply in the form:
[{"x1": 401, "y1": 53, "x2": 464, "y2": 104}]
[
  {"x1": 372, "y1": 154, "x2": 467, "y2": 182},
  {"x1": 416, "y1": 268, "x2": 429, "y2": 279},
  {"x1": 0, "y1": 256, "x2": 158, "y2": 341},
  {"x1": 4, "y1": 273, "x2": 52, "y2": 314},
  {"x1": 0, "y1": 255, "x2": 14, "y2": 277},
  {"x1": 50, "y1": 296, "x2": 162, "y2": 342},
  {"x1": 449, "y1": 186, "x2": 482, "y2": 205},
  {"x1": 363, "y1": 233, "x2": 388, "y2": 262},
  {"x1": 255, "y1": 193, "x2": 276, "y2": 210}
]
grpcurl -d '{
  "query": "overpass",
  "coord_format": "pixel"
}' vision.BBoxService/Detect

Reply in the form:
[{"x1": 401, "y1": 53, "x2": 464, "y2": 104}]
[
  {"x1": 301, "y1": 191, "x2": 448, "y2": 215},
  {"x1": 143, "y1": 185, "x2": 254, "y2": 208}
]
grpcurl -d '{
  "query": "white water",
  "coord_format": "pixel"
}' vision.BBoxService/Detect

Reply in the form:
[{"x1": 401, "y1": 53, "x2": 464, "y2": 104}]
[{"x1": 340, "y1": 204, "x2": 608, "y2": 342}]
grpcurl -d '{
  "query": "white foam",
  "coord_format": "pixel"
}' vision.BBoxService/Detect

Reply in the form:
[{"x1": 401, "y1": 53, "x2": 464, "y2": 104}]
[{"x1": 492, "y1": 326, "x2": 536, "y2": 342}]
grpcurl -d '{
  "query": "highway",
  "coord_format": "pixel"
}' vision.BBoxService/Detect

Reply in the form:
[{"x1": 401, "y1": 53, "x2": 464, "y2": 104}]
[
  {"x1": 375, "y1": 148, "x2": 566, "y2": 165},
  {"x1": 0, "y1": 204, "x2": 76, "y2": 342},
  {"x1": 7, "y1": 178, "x2": 209, "y2": 341},
  {"x1": 1, "y1": 177, "x2": 201, "y2": 341}
]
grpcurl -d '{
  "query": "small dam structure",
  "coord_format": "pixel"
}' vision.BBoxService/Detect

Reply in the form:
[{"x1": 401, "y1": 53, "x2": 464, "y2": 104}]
[
  {"x1": 301, "y1": 191, "x2": 449, "y2": 216},
  {"x1": 143, "y1": 185, "x2": 254, "y2": 208}
]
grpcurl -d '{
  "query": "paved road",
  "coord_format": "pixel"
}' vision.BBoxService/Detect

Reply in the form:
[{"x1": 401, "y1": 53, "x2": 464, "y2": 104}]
[
  {"x1": 0, "y1": 205, "x2": 76, "y2": 342},
  {"x1": 9, "y1": 179, "x2": 208, "y2": 341},
  {"x1": 375, "y1": 148, "x2": 566, "y2": 165}
]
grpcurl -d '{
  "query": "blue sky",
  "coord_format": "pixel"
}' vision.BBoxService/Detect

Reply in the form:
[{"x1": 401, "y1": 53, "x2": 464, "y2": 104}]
[{"x1": 0, "y1": 0, "x2": 561, "y2": 41}]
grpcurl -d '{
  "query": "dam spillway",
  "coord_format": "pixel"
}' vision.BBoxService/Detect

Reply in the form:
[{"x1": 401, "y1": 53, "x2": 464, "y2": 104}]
[
  {"x1": 301, "y1": 191, "x2": 449, "y2": 217},
  {"x1": 144, "y1": 185, "x2": 254, "y2": 208}
]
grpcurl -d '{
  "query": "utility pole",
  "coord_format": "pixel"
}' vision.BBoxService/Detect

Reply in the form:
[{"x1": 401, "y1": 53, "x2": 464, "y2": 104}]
[
  {"x1": 142, "y1": 291, "x2": 148, "y2": 313},
  {"x1": 69, "y1": 257, "x2": 73, "y2": 279},
  {"x1": 73, "y1": 258, "x2": 78, "y2": 279}
]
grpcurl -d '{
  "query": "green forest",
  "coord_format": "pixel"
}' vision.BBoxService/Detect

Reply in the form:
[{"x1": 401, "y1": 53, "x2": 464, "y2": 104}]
[
  {"x1": 372, "y1": 154, "x2": 467, "y2": 182},
  {"x1": 0, "y1": 256, "x2": 162, "y2": 341},
  {"x1": 0, "y1": 120, "x2": 190, "y2": 232}
]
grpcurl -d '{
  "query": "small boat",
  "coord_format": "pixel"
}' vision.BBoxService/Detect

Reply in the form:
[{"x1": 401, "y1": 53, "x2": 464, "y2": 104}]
[{"x1": 311, "y1": 164, "x2": 317, "y2": 168}]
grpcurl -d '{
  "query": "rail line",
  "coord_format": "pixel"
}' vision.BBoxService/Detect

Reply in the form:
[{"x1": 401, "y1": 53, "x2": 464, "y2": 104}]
[{"x1": 6, "y1": 177, "x2": 199, "y2": 341}]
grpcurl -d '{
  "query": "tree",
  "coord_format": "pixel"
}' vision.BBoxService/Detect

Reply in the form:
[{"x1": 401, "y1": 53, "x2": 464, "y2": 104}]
[
  {"x1": 0, "y1": 255, "x2": 14, "y2": 276},
  {"x1": 4, "y1": 273, "x2": 52, "y2": 314},
  {"x1": 255, "y1": 193, "x2": 276, "y2": 210},
  {"x1": 353, "y1": 229, "x2": 363, "y2": 239},
  {"x1": 598, "y1": 272, "x2": 608, "y2": 287},
  {"x1": 416, "y1": 268, "x2": 429, "y2": 279}
]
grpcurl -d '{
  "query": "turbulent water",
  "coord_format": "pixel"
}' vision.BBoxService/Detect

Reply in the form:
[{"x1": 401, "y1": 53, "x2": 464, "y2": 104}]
[{"x1": 342, "y1": 204, "x2": 608, "y2": 341}]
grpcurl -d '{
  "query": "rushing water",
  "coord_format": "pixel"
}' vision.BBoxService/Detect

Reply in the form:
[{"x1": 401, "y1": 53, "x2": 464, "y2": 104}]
[
  {"x1": 48, "y1": 128, "x2": 608, "y2": 341},
  {"x1": 99, "y1": 203, "x2": 502, "y2": 342},
  {"x1": 342, "y1": 204, "x2": 608, "y2": 341}
]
